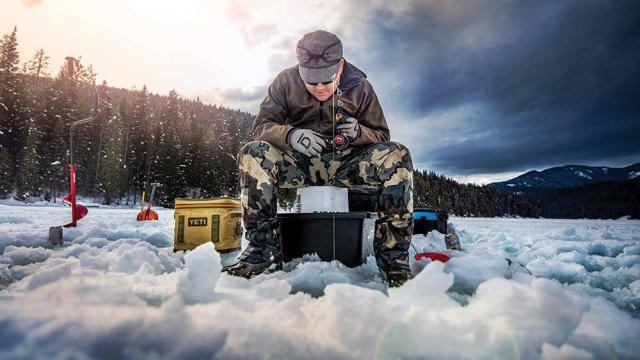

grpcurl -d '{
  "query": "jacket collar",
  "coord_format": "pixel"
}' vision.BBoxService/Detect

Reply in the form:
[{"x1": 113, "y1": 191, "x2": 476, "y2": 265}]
[{"x1": 338, "y1": 60, "x2": 367, "y2": 91}]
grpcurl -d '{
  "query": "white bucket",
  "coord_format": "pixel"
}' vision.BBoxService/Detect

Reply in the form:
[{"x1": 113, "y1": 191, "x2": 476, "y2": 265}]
[{"x1": 296, "y1": 186, "x2": 349, "y2": 213}]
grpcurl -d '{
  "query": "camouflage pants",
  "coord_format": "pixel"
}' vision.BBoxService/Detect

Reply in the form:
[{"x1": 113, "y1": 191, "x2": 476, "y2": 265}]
[{"x1": 238, "y1": 140, "x2": 414, "y2": 270}]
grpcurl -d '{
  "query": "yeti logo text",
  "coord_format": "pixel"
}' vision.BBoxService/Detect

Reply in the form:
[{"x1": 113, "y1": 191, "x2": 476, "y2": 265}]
[{"x1": 188, "y1": 217, "x2": 208, "y2": 226}]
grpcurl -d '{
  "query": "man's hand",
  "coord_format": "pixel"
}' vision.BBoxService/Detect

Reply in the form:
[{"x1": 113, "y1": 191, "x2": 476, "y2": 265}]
[
  {"x1": 336, "y1": 117, "x2": 360, "y2": 141},
  {"x1": 289, "y1": 129, "x2": 326, "y2": 156}
]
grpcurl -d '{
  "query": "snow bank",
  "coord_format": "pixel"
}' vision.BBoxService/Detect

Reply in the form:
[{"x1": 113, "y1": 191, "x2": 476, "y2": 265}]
[
  {"x1": 0, "y1": 195, "x2": 160, "y2": 209},
  {"x1": 0, "y1": 207, "x2": 638, "y2": 359},
  {"x1": 177, "y1": 242, "x2": 220, "y2": 303}
]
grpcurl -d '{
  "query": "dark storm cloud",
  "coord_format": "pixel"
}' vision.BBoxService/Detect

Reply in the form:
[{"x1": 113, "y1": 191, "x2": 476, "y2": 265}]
[{"x1": 335, "y1": 0, "x2": 640, "y2": 174}]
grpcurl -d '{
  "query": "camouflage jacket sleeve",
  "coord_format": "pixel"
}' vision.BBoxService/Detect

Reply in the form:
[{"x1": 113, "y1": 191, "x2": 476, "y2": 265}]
[
  {"x1": 352, "y1": 79, "x2": 390, "y2": 146},
  {"x1": 251, "y1": 73, "x2": 295, "y2": 150}
]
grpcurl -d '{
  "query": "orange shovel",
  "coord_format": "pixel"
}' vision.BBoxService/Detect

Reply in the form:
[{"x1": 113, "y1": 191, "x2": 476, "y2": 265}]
[{"x1": 137, "y1": 183, "x2": 159, "y2": 221}]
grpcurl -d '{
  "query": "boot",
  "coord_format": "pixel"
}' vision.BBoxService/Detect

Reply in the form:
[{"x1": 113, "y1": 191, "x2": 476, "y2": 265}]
[
  {"x1": 224, "y1": 220, "x2": 282, "y2": 279},
  {"x1": 374, "y1": 218, "x2": 413, "y2": 287},
  {"x1": 379, "y1": 261, "x2": 412, "y2": 288}
]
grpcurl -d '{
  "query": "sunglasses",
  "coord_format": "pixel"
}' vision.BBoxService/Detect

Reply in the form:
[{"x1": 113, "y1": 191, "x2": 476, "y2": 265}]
[{"x1": 305, "y1": 80, "x2": 334, "y2": 86}]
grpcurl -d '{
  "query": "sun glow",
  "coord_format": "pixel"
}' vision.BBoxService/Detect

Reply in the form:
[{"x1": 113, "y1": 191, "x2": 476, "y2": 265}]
[
  {"x1": 2, "y1": 0, "x2": 358, "y2": 111},
  {"x1": 1, "y1": 0, "x2": 313, "y2": 107}
]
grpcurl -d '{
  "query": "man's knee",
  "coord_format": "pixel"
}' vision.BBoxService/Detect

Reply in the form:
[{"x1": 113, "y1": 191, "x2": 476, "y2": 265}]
[
  {"x1": 385, "y1": 142, "x2": 412, "y2": 166},
  {"x1": 367, "y1": 141, "x2": 413, "y2": 170},
  {"x1": 238, "y1": 140, "x2": 272, "y2": 160},
  {"x1": 238, "y1": 140, "x2": 288, "y2": 169},
  {"x1": 238, "y1": 141, "x2": 276, "y2": 184},
  {"x1": 370, "y1": 141, "x2": 410, "y2": 153}
]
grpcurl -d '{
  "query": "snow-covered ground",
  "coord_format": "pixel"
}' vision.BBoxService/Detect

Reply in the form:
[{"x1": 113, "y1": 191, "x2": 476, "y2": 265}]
[
  {"x1": 0, "y1": 195, "x2": 143, "y2": 209},
  {"x1": 0, "y1": 204, "x2": 638, "y2": 359}
]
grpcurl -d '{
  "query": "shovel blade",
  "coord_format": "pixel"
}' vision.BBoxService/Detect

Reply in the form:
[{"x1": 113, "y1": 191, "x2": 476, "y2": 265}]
[
  {"x1": 415, "y1": 251, "x2": 451, "y2": 263},
  {"x1": 137, "y1": 209, "x2": 158, "y2": 221}
]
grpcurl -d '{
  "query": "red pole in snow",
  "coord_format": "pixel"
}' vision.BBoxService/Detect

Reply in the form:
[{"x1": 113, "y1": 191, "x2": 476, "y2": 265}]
[
  {"x1": 64, "y1": 164, "x2": 78, "y2": 228},
  {"x1": 70, "y1": 164, "x2": 77, "y2": 225},
  {"x1": 63, "y1": 164, "x2": 88, "y2": 227}
]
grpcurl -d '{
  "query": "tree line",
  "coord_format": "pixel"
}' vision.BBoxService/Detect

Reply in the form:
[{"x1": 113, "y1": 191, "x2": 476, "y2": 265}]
[
  {"x1": 0, "y1": 27, "x2": 252, "y2": 207},
  {"x1": 412, "y1": 170, "x2": 639, "y2": 219},
  {"x1": 413, "y1": 170, "x2": 542, "y2": 217},
  {"x1": 522, "y1": 179, "x2": 640, "y2": 219}
]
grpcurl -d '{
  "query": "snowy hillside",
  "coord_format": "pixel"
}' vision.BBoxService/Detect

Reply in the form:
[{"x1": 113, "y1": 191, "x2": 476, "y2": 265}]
[
  {"x1": 1, "y1": 204, "x2": 639, "y2": 359},
  {"x1": 489, "y1": 163, "x2": 640, "y2": 191}
]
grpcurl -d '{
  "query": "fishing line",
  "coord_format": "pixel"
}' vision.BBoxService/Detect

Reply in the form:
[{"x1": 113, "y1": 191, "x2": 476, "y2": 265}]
[{"x1": 331, "y1": 75, "x2": 337, "y2": 261}]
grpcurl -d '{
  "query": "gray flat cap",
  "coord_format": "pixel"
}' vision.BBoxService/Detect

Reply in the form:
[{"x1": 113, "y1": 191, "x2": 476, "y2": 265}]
[{"x1": 296, "y1": 30, "x2": 343, "y2": 83}]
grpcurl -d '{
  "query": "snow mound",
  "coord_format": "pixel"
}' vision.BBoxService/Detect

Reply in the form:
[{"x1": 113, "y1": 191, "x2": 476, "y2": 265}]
[
  {"x1": 0, "y1": 207, "x2": 639, "y2": 359},
  {"x1": 177, "y1": 242, "x2": 220, "y2": 303},
  {"x1": 0, "y1": 215, "x2": 33, "y2": 224}
]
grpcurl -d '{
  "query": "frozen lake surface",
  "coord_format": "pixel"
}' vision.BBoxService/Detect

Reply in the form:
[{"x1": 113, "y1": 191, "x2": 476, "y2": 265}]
[{"x1": 0, "y1": 204, "x2": 638, "y2": 359}]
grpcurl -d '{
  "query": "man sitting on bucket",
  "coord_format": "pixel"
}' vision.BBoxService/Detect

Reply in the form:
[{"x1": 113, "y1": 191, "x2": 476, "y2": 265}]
[{"x1": 226, "y1": 30, "x2": 414, "y2": 287}]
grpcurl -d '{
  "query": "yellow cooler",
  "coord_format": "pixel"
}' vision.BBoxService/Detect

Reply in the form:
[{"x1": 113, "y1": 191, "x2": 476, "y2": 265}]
[{"x1": 173, "y1": 198, "x2": 242, "y2": 253}]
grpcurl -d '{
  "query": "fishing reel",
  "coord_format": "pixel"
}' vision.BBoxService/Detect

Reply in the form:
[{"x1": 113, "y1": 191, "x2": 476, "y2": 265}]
[
  {"x1": 333, "y1": 134, "x2": 349, "y2": 150},
  {"x1": 330, "y1": 112, "x2": 349, "y2": 150},
  {"x1": 322, "y1": 133, "x2": 349, "y2": 151}
]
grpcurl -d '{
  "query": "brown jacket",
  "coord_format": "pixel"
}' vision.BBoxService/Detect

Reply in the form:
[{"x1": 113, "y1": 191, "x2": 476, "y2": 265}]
[{"x1": 251, "y1": 61, "x2": 390, "y2": 150}]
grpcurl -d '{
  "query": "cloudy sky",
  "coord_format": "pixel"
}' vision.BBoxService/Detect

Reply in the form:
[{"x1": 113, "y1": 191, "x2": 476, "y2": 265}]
[{"x1": 3, "y1": 0, "x2": 638, "y2": 184}]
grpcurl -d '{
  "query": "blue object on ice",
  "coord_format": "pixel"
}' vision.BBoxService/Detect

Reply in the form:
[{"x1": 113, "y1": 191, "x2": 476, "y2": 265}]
[{"x1": 413, "y1": 210, "x2": 438, "y2": 221}]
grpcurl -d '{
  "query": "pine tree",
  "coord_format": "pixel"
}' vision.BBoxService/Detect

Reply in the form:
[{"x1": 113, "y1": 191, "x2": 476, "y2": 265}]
[
  {"x1": 222, "y1": 113, "x2": 242, "y2": 195},
  {"x1": 25, "y1": 48, "x2": 50, "y2": 79},
  {"x1": 127, "y1": 85, "x2": 151, "y2": 199},
  {"x1": 15, "y1": 117, "x2": 41, "y2": 198},
  {"x1": 183, "y1": 109, "x2": 207, "y2": 196},
  {"x1": 98, "y1": 104, "x2": 126, "y2": 204},
  {"x1": 89, "y1": 80, "x2": 111, "y2": 196},
  {"x1": 0, "y1": 148, "x2": 11, "y2": 198},
  {"x1": 199, "y1": 116, "x2": 220, "y2": 197},
  {"x1": 63, "y1": 57, "x2": 100, "y2": 195},
  {"x1": 118, "y1": 98, "x2": 133, "y2": 202},
  {"x1": 154, "y1": 90, "x2": 185, "y2": 205},
  {"x1": 15, "y1": 49, "x2": 51, "y2": 199},
  {"x1": 200, "y1": 106, "x2": 223, "y2": 197},
  {"x1": 39, "y1": 69, "x2": 74, "y2": 202},
  {"x1": 0, "y1": 26, "x2": 25, "y2": 191}
]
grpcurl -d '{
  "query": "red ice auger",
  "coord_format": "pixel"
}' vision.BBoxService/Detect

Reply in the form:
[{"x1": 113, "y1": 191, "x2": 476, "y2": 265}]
[{"x1": 48, "y1": 57, "x2": 99, "y2": 245}]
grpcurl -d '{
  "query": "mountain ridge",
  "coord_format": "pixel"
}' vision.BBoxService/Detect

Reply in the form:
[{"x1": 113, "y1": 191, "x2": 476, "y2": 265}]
[{"x1": 488, "y1": 163, "x2": 640, "y2": 192}]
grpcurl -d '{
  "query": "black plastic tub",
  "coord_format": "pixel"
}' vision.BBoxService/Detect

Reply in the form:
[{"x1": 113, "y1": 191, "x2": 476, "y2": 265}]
[{"x1": 276, "y1": 212, "x2": 369, "y2": 267}]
